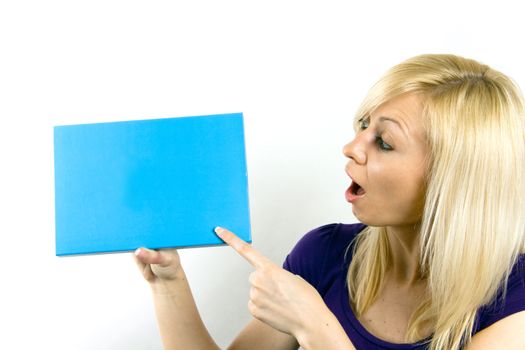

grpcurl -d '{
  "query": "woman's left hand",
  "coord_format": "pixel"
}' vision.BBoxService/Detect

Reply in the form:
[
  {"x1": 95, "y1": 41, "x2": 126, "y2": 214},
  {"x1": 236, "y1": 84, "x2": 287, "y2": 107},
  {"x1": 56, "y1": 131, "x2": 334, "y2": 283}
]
[{"x1": 214, "y1": 227, "x2": 330, "y2": 340}]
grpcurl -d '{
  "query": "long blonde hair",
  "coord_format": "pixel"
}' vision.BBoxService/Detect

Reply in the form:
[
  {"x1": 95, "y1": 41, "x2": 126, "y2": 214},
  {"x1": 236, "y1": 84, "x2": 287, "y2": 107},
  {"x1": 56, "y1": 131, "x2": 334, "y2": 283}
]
[{"x1": 347, "y1": 54, "x2": 525, "y2": 349}]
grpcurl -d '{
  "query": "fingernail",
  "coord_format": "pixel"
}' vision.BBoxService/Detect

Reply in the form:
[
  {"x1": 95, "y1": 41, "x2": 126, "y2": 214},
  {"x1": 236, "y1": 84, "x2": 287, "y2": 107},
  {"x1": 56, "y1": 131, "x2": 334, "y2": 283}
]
[
  {"x1": 214, "y1": 226, "x2": 224, "y2": 235},
  {"x1": 134, "y1": 248, "x2": 142, "y2": 256}
]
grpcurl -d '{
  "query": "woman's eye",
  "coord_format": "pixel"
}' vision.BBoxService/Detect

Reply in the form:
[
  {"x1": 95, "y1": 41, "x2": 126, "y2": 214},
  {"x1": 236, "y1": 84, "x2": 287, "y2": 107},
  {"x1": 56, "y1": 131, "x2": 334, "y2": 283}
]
[
  {"x1": 375, "y1": 136, "x2": 393, "y2": 151},
  {"x1": 359, "y1": 118, "x2": 370, "y2": 130}
]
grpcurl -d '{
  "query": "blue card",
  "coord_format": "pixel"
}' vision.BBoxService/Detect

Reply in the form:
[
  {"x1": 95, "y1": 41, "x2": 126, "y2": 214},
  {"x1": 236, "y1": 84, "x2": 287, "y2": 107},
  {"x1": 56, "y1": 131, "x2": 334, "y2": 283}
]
[{"x1": 54, "y1": 113, "x2": 251, "y2": 256}]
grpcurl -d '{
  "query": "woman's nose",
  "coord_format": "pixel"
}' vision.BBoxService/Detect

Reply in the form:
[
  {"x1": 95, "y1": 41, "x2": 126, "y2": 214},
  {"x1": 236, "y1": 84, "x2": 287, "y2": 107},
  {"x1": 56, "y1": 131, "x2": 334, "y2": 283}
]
[{"x1": 343, "y1": 135, "x2": 367, "y2": 164}]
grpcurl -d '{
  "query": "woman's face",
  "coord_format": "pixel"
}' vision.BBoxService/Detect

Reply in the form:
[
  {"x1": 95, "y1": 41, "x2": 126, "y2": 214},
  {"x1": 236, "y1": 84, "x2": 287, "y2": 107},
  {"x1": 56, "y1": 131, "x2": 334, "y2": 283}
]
[{"x1": 343, "y1": 93, "x2": 428, "y2": 227}]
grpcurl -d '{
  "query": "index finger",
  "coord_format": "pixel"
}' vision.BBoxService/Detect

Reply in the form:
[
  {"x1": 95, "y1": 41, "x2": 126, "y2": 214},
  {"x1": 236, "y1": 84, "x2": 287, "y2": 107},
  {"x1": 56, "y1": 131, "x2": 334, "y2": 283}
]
[{"x1": 215, "y1": 227, "x2": 271, "y2": 268}]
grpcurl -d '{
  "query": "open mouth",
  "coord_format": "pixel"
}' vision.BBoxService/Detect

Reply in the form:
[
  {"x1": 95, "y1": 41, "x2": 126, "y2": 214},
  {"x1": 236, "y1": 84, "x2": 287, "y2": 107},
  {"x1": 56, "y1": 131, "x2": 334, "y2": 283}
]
[
  {"x1": 345, "y1": 169, "x2": 366, "y2": 203},
  {"x1": 350, "y1": 180, "x2": 366, "y2": 196}
]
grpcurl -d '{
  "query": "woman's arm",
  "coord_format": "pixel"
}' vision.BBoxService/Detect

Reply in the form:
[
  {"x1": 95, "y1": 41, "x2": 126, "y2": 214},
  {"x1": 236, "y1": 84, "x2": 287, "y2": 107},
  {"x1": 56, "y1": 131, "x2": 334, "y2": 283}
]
[
  {"x1": 467, "y1": 311, "x2": 525, "y2": 349},
  {"x1": 227, "y1": 308, "x2": 353, "y2": 350},
  {"x1": 216, "y1": 227, "x2": 357, "y2": 350},
  {"x1": 228, "y1": 318, "x2": 299, "y2": 350},
  {"x1": 135, "y1": 248, "x2": 301, "y2": 350},
  {"x1": 135, "y1": 248, "x2": 220, "y2": 350}
]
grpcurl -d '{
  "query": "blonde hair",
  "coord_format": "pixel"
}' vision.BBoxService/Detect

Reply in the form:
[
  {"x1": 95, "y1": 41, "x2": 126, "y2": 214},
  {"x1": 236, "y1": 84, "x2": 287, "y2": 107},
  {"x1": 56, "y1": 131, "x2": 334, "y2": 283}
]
[{"x1": 347, "y1": 54, "x2": 525, "y2": 349}]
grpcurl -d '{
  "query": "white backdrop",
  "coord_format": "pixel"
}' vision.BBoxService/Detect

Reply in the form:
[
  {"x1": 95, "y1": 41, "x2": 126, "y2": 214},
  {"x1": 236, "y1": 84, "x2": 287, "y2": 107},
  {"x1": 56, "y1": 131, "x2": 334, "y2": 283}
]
[{"x1": 1, "y1": 1, "x2": 524, "y2": 349}]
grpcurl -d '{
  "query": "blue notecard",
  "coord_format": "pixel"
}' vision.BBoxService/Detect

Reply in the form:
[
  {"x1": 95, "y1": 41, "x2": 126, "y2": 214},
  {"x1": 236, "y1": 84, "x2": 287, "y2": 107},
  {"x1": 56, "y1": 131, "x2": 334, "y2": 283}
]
[{"x1": 54, "y1": 113, "x2": 251, "y2": 256}]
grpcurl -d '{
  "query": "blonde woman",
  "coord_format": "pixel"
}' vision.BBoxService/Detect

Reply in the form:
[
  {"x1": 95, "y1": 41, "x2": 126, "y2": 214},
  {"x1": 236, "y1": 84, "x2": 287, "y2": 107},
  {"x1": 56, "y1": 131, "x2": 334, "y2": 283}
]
[{"x1": 135, "y1": 54, "x2": 525, "y2": 349}]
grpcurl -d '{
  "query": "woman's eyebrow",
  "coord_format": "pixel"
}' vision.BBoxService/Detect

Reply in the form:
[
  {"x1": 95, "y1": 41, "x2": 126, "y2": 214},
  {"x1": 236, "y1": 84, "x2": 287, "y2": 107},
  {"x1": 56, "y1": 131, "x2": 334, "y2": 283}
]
[{"x1": 378, "y1": 116, "x2": 408, "y2": 139}]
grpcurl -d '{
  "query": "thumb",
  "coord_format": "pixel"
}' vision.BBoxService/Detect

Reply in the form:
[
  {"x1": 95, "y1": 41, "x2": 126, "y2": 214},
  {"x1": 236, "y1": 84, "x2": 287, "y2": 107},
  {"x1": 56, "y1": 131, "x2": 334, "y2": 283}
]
[{"x1": 134, "y1": 247, "x2": 173, "y2": 267}]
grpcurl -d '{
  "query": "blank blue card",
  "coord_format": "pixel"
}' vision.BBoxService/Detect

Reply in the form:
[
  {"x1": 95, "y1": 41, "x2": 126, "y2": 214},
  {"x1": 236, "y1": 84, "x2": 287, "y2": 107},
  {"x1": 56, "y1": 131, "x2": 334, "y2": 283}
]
[{"x1": 54, "y1": 113, "x2": 251, "y2": 256}]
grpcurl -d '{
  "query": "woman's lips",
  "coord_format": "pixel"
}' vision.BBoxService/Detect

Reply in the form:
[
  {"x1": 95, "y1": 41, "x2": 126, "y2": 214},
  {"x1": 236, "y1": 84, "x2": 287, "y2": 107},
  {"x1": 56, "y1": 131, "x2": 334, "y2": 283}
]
[{"x1": 345, "y1": 180, "x2": 366, "y2": 203}]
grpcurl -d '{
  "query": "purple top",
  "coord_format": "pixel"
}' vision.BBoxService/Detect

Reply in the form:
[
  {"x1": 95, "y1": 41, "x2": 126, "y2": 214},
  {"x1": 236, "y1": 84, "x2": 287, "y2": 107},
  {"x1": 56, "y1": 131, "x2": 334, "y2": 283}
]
[{"x1": 283, "y1": 223, "x2": 525, "y2": 349}]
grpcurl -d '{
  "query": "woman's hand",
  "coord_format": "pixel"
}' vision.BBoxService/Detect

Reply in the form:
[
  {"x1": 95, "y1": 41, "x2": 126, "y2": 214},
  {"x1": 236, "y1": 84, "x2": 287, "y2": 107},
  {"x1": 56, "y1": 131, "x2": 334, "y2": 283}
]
[
  {"x1": 214, "y1": 227, "x2": 331, "y2": 341},
  {"x1": 134, "y1": 248, "x2": 222, "y2": 350},
  {"x1": 134, "y1": 247, "x2": 183, "y2": 283}
]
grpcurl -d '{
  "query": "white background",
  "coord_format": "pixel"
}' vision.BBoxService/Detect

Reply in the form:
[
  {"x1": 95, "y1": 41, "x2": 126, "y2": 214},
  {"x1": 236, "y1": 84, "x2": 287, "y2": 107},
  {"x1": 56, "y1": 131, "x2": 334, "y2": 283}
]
[{"x1": 1, "y1": 0, "x2": 524, "y2": 349}]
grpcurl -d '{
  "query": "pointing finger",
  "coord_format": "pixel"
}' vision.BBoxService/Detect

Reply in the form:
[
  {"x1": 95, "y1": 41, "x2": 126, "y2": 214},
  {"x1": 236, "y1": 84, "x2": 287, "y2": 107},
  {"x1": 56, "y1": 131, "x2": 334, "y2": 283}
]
[{"x1": 215, "y1": 227, "x2": 271, "y2": 268}]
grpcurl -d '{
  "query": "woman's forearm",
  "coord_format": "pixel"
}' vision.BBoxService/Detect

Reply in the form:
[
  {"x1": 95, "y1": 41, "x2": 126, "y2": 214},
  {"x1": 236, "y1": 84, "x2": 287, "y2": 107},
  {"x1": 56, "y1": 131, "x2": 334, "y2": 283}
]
[
  {"x1": 295, "y1": 309, "x2": 356, "y2": 350},
  {"x1": 149, "y1": 268, "x2": 220, "y2": 350}
]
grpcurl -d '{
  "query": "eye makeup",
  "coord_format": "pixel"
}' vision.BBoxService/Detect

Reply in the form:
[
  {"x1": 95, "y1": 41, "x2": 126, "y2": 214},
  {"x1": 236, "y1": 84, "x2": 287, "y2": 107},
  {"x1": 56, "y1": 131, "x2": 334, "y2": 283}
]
[{"x1": 357, "y1": 116, "x2": 394, "y2": 151}]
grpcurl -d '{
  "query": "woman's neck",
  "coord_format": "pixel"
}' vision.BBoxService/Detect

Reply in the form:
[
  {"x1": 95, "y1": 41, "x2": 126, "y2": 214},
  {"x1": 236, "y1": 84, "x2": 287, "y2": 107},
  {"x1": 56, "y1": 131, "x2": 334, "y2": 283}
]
[{"x1": 385, "y1": 224, "x2": 424, "y2": 285}]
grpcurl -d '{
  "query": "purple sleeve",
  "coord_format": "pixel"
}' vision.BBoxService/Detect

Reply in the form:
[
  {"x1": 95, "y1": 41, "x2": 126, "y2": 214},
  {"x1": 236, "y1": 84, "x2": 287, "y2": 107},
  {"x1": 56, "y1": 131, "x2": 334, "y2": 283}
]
[
  {"x1": 282, "y1": 223, "x2": 340, "y2": 289},
  {"x1": 475, "y1": 255, "x2": 525, "y2": 332}
]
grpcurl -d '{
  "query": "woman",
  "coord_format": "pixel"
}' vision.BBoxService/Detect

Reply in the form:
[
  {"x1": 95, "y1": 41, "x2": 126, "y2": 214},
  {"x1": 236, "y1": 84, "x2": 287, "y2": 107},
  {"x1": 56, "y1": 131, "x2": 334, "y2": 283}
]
[{"x1": 135, "y1": 54, "x2": 525, "y2": 349}]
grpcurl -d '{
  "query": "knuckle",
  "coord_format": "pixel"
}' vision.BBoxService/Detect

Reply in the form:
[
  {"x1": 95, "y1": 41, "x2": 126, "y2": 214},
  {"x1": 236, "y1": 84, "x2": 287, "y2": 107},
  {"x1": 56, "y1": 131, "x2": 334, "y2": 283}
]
[
  {"x1": 249, "y1": 287, "x2": 258, "y2": 301},
  {"x1": 248, "y1": 271, "x2": 257, "y2": 284},
  {"x1": 248, "y1": 300, "x2": 260, "y2": 318},
  {"x1": 260, "y1": 263, "x2": 275, "y2": 274},
  {"x1": 237, "y1": 242, "x2": 250, "y2": 255},
  {"x1": 258, "y1": 267, "x2": 275, "y2": 281},
  {"x1": 249, "y1": 270, "x2": 267, "y2": 287}
]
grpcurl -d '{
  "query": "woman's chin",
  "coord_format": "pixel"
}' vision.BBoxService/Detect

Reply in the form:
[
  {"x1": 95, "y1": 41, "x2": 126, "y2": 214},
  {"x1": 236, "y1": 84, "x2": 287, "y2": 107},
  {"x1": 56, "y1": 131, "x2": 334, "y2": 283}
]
[{"x1": 351, "y1": 208, "x2": 368, "y2": 224}]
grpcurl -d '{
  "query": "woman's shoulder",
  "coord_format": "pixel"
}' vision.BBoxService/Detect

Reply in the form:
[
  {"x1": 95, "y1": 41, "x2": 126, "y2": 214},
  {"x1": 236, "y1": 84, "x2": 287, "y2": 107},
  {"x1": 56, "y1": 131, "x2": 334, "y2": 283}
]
[
  {"x1": 282, "y1": 223, "x2": 367, "y2": 288},
  {"x1": 474, "y1": 254, "x2": 525, "y2": 332}
]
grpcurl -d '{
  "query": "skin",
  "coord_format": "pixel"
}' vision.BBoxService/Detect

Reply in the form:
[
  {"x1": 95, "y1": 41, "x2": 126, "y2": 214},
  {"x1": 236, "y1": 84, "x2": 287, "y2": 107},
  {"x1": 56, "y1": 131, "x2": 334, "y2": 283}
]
[
  {"x1": 343, "y1": 93, "x2": 428, "y2": 232},
  {"x1": 135, "y1": 93, "x2": 525, "y2": 349}
]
